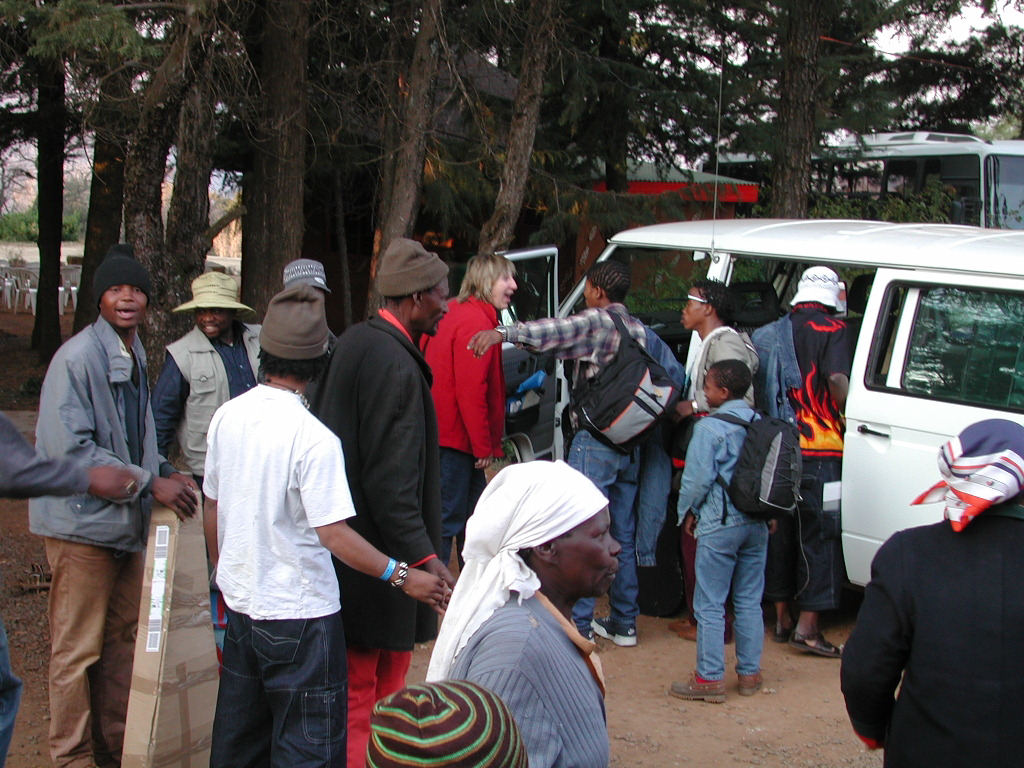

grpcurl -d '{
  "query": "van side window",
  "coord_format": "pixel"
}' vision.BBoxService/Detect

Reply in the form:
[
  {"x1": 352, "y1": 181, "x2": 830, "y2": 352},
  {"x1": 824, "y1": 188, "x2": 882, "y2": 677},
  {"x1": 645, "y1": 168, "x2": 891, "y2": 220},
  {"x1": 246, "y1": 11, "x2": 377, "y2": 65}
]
[{"x1": 899, "y1": 286, "x2": 1024, "y2": 410}]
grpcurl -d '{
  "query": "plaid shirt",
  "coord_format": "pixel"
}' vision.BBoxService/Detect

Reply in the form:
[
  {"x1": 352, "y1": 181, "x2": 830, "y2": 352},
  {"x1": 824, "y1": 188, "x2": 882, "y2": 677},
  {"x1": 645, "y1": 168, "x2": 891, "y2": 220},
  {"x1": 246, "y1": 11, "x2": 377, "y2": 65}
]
[{"x1": 506, "y1": 303, "x2": 648, "y2": 383}]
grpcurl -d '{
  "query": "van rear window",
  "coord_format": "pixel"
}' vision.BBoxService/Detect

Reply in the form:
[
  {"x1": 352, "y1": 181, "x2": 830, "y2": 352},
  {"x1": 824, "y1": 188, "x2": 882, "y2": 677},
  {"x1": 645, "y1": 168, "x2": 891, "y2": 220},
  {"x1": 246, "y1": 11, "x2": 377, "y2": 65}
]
[{"x1": 898, "y1": 286, "x2": 1024, "y2": 410}]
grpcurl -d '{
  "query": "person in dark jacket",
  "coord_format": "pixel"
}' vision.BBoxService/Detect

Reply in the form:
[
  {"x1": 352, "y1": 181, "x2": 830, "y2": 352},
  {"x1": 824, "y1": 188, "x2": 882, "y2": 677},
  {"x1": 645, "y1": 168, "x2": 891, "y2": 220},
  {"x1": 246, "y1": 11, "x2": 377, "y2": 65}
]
[
  {"x1": 313, "y1": 237, "x2": 456, "y2": 767},
  {"x1": 0, "y1": 412, "x2": 138, "y2": 767},
  {"x1": 841, "y1": 418, "x2": 1024, "y2": 767}
]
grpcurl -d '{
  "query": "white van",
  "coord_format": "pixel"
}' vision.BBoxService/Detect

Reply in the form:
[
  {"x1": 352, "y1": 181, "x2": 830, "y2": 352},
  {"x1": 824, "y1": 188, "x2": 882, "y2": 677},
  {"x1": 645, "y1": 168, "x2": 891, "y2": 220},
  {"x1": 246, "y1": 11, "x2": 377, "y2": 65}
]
[{"x1": 499, "y1": 219, "x2": 1024, "y2": 587}]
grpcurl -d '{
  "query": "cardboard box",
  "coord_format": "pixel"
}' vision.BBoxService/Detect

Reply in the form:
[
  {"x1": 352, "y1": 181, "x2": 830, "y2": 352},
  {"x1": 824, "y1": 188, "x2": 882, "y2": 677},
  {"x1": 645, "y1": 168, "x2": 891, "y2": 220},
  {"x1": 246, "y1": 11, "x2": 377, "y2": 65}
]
[{"x1": 123, "y1": 500, "x2": 219, "y2": 767}]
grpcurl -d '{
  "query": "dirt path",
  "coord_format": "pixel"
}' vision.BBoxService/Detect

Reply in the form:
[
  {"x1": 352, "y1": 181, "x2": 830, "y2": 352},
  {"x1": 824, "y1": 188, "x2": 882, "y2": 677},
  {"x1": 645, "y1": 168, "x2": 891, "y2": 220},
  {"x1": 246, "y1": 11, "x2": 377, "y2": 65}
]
[{"x1": 0, "y1": 303, "x2": 881, "y2": 767}]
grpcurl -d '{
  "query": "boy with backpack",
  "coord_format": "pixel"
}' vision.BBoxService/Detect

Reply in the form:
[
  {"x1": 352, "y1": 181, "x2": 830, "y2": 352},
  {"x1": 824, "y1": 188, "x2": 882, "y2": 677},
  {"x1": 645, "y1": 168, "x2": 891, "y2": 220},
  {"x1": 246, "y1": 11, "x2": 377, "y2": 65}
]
[{"x1": 668, "y1": 359, "x2": 771, "y2": 703}]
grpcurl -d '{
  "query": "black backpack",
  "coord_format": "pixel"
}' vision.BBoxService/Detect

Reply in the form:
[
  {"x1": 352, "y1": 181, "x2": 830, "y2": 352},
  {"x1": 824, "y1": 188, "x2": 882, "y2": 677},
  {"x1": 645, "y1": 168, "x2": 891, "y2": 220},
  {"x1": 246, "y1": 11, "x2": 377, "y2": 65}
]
[
  {"x1": 573, "y1": 312, "x2": 681, "y2": 455},
  {"x1": 709, "y1": 411, "x2": 802, "y2": 521}
]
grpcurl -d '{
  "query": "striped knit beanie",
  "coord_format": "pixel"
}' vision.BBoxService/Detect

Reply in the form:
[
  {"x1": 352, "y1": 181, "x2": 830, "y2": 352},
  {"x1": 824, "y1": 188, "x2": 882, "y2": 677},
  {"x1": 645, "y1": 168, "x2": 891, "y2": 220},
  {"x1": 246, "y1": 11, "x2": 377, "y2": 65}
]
[{"x1": 366, "y1": 681, "x2": 528, "y2": 768}]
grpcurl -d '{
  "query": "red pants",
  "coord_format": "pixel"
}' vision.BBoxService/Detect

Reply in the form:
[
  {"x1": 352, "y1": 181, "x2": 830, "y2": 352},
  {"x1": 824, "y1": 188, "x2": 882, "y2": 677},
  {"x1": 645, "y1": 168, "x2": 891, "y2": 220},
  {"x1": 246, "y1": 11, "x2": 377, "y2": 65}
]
[{"x1": 345, "y1": 646, "x2": 411, "y2": 768}]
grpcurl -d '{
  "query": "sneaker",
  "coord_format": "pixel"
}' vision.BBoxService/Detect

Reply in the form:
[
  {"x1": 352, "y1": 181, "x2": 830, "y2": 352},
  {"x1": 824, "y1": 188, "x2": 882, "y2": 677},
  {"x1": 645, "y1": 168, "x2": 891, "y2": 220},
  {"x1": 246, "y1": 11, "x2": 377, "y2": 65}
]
[
  {"x1": 668, "y1": 673, "x2": 726, "y2": 704},
  {"x1": 575, "y1": 623, "x2": 595, "y2": 642},
  {"x1": 591, "y1": 617, "x2": 637, "y2": 647},
  {"x1": 738, "y1": 672, "x2": 763, "y2": 696}
]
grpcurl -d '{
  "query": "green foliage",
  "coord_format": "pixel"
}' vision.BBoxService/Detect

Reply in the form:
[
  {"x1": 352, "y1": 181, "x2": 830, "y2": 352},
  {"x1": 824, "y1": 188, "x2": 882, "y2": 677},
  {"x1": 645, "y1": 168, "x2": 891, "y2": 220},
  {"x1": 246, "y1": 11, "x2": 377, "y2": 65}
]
[
  {"x1": 0, "y1": 210, "x2": 86, "y2": 242},
  {"x1": 808, "y1": 178, "x2": 957, "y2": 224}
]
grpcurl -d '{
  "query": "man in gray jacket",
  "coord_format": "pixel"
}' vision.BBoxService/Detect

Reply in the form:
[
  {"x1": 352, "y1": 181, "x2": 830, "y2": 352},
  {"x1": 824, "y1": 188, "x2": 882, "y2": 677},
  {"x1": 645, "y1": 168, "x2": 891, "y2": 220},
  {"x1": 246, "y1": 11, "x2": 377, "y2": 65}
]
[{"x1": 29, "y1": 245, "x2": 197, "y2": 768}]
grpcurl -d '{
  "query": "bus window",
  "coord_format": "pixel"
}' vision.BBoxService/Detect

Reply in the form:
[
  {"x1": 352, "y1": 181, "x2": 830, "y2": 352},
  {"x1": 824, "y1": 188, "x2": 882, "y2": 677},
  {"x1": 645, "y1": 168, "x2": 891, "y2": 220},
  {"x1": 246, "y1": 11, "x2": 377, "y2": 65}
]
[{"x1": 987, "y1": 154, "x2": 1024, "y2": 229}]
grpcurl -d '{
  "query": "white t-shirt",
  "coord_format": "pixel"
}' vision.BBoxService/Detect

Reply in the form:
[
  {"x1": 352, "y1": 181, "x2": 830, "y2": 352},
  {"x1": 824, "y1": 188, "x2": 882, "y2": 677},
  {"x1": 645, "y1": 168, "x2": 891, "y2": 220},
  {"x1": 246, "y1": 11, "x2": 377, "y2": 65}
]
[{"x1": 204, "y1": 385, "x2": 356, "y2": 620}]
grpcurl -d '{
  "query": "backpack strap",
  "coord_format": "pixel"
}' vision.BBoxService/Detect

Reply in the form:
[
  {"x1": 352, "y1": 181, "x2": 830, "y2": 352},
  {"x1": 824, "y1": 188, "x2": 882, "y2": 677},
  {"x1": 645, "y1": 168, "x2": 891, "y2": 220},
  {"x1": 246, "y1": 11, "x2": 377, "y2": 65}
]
[{"x1": 707, "y1": 411, "x2": 754, "y2": 523}]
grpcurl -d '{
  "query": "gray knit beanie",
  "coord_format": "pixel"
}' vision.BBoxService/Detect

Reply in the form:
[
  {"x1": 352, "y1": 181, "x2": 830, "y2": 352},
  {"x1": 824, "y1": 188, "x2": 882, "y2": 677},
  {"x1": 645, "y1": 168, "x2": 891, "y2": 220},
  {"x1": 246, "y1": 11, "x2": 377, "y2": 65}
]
[
  {"x1": 259, "y1": 285, "x2": 329, "y2": 360},
  {"x1": 376, "y1": 238, "x2": 449, "y2": 298},
  {"x1": 93, "y1": 244, "x2": 152, "y2": 304}
]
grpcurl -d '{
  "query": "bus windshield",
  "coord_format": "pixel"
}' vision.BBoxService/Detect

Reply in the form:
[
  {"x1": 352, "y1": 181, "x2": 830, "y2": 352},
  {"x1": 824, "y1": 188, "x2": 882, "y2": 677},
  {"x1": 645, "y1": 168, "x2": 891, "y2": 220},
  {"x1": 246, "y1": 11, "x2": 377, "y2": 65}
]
[{"x1": 988, "y1": 154, "x2": 1024, "y2": 230}]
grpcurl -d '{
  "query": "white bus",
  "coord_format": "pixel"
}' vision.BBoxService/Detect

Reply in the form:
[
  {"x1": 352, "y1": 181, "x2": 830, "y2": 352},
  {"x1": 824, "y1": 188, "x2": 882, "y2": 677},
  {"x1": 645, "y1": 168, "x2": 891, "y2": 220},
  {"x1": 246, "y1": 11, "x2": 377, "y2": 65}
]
[{"x1": 715, "y1": 131, "x2": 1024, "y2": 229}]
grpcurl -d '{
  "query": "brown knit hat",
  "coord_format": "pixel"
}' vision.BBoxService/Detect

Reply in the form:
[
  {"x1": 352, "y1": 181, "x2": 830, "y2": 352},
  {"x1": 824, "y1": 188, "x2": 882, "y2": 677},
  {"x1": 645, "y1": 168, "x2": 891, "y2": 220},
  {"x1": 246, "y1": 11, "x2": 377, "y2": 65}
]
[
  {"x1": 259, "y1": 285, "x2": 329, "y2": 360},
  {"x1": 366, "y1": 681, "x2": 528, "y2": 768},
  {"x1": 376, "y1": 238, "x2": 449, "y2": 298}
]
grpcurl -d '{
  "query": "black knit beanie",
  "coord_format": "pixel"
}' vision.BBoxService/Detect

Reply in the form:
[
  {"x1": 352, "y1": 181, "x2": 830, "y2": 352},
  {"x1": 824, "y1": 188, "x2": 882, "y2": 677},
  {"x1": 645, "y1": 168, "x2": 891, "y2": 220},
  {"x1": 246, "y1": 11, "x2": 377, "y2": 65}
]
[{"x1": 93, "y1": 244, "x2": 152, "y2": 305}]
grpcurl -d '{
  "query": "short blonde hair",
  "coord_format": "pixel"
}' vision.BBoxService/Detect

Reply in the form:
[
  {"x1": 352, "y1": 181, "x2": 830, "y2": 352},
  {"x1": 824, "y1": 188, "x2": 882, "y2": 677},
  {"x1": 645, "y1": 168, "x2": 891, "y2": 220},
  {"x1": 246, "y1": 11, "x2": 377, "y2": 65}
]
[{"x1": 457, "y1": 253, "x2": 516, "y2": 303}]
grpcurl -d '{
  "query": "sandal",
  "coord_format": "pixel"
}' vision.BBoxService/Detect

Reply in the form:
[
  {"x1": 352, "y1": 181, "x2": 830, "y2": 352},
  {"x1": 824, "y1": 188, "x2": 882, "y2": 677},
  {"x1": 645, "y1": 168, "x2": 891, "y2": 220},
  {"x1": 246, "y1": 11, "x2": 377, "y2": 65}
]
[
  {"x1": 788, "y1": 630, "x2": 842, "y2": 658},
  {"x1": 771, "y1": 623, "x2": 792, "y2": 644}
]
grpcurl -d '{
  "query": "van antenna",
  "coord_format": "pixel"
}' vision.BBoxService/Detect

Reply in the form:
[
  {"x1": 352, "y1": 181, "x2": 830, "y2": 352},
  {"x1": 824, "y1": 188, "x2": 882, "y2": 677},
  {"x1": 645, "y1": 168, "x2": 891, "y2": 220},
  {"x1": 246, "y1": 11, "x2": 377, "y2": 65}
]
[{"x1": 711, "y1": 34, "x2": 726, "y2": 261}]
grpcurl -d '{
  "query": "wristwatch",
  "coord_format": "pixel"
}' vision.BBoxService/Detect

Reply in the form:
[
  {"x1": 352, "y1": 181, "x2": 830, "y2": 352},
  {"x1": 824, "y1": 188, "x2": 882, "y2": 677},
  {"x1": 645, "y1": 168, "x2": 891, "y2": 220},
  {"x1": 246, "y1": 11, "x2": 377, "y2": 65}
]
[
  {"x1": 691, "y1": 399, "x2": 699, "y2": 414},
  {"x1": 495, "y1": 325, "x2": 509, "y2": 342}
]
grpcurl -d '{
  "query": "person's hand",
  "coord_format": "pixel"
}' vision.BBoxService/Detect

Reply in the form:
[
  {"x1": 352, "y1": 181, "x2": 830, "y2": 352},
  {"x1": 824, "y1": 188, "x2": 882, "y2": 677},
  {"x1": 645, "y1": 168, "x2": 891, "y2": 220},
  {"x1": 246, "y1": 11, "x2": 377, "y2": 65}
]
[
  {"x1": 151, "y1": 477, "x2": 198, "y2": 521},
  {"x1": 468, "y1": 329, "x2": 502, "y2": 358},
  {"x1": 682, "y1": 511, "x2": 696, "y2": 537},
  {"x1": 422, "y1": 556, "x2": 456, "y2": 589},
  {"x1": 768, "y1": 518, "x2": 779, "y2": 535},
  {"x1": 401, "y1": 569, "x2": 452, "y2": 616},
  {"x1": 674, "y1": 400, "x2": 696, "y2": 421},
  {"x1": 87, "y1": 466, "x2": 143, "y2": 501},
  {"x1": 474, "y1": 456, "x2": 493, "y2": 470},
  {"x1": 171, "y1": 472, "x2": 200, "y2": 492}
]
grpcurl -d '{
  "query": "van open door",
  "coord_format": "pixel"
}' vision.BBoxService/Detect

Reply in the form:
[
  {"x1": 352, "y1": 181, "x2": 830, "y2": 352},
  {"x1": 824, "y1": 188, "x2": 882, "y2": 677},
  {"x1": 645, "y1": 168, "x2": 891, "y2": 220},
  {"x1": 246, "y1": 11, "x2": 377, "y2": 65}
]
[{"x1": 499, "y1": 246, "x2": 559, "y2": 460}]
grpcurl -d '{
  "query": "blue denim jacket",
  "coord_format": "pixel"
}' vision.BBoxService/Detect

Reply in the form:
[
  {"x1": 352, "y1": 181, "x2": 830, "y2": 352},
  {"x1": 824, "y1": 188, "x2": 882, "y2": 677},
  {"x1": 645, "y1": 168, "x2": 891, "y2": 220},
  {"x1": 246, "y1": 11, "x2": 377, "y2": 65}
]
[
  {"x1": 750, "y1": 315, "x2": 800, "y2": 425},
  {"x1": 675, "y1": 399, "x2": 758, "y2": 538},
  {"x1": 634, "y1": 327, "x2": 688, "y2": 565}
]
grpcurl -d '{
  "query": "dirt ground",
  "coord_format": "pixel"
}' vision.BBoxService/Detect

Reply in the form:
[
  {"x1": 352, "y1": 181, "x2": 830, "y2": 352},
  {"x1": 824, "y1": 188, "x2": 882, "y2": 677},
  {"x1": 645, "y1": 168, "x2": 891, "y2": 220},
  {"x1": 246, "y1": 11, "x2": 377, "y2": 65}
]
[{"x1": 0, "y1": 303, "x2": 882, "y2": 768}]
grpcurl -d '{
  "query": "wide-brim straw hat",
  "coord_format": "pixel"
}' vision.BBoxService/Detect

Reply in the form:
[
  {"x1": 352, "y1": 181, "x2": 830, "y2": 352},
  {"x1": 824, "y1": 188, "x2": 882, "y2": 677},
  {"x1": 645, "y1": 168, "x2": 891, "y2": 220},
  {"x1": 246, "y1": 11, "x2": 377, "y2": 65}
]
[{"x1": 173, "y1": 271, "x2": 253, "y2": 314}]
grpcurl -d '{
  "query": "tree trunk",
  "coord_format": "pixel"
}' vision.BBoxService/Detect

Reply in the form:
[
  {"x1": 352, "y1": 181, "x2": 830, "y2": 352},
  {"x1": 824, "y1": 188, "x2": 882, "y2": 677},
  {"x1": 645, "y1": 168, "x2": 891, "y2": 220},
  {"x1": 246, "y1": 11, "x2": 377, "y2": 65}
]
[
  {"x1": 375, "y1": 0, "x2": 442, "y2": 257},
  {"x1": 769, "y1": 0, "x2": 829, "y2": 219},
  {"x1": 123, "y1": 0, "x2": 220, "y2": 370},
  {"x1": 333, "y1": 168, "x2": 353, "y2": 329},
  {"x1": 76, "y1": 67, "x2": 133, "y2": 333},
  {"x1": 478, "y1": 0, "x2": 558, "y2": 255},
  {"x1": 31, "y1": 56, "x2": 65, "y2": 362},
  {"x1": 240, "y1": 0, "x2": 310, "y2": 317}
]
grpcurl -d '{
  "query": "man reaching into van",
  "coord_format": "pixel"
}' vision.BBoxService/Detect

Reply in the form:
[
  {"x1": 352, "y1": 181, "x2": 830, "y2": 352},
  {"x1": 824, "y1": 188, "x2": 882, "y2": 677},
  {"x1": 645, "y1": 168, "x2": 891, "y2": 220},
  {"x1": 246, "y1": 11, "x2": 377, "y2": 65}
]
[{"x1": 752, "y1": 266, "x2": 850, "y2": 658}]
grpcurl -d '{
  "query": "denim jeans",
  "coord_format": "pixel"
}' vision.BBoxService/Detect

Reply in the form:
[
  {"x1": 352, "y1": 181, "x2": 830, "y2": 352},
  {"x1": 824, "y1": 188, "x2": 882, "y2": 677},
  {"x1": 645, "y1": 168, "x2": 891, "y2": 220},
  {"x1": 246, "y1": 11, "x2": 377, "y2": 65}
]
[
  {"x1": 0, "y1": 612, "x2": 22, "y2": 766},
  {"x1": 635, "y1": 428, "x2": 672, "y2": 567},
  {"x1": 439, "y1": 448, "x2": 487, "y2": 567},
  {"x1": 694, "y1": 522, "x2": 769, "y2": 680},
  {"x1": 764, "y1": 459, "x2": 844, "y2": 612},
  {"x1": 211, "y1": 608, "x2": 347, "y2": 768},
  {"x1": 569, "y1": 430, "x2": 640, "y2": 630}
]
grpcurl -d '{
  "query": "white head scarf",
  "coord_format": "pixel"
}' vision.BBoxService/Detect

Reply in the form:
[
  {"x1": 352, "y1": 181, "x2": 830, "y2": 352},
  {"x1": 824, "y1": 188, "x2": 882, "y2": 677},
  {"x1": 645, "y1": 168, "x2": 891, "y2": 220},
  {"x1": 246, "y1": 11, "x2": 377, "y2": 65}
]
[
  {"x1": 426, "y1": 460, "x2": 608, "y2": 681},
  {"x1": 791, "y1": 265, "x2": 842, "y2": 310}
]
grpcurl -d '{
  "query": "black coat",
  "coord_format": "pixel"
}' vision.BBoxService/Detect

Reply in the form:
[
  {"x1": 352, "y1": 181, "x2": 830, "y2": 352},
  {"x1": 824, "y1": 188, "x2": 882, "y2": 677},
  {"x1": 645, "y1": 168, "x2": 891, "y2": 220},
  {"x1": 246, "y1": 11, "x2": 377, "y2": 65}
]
[
  {"x1": 841, "y1": 513, "x2": 1024, "y2": 767},
  {"x1": 313, "y1": 316, "x2": 443, "y2": 650}
]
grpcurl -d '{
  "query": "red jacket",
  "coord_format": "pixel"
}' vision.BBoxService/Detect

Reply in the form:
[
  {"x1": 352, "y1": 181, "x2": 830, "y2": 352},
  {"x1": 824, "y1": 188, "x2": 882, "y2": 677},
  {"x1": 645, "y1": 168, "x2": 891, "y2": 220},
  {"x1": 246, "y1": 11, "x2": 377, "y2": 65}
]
[{"x1": 422, "y1": 297, "x2": 505, "y2": 458}]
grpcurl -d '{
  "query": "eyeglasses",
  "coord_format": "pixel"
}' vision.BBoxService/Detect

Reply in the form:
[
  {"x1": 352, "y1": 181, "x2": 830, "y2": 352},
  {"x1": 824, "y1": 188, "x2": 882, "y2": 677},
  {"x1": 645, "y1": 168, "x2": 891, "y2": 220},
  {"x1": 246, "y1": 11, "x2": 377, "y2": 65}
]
[{"x1": 686, "y1": 295, "x2": 708, "y2": 304}]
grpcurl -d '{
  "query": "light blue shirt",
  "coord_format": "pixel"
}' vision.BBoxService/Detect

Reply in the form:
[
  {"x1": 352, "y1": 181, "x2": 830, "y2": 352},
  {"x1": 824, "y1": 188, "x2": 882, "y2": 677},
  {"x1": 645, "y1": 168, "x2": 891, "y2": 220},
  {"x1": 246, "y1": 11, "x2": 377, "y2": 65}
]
[{"x1": 675, "y1": 399, "x2": 760, "y2": 537}]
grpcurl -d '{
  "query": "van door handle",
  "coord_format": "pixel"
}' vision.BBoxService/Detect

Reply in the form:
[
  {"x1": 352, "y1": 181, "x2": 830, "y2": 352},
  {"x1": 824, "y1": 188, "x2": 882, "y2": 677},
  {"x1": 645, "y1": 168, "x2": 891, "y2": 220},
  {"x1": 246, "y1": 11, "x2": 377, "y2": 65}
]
[{"x1": 857, "y1": 424, "x2": 890, "y2": 438}]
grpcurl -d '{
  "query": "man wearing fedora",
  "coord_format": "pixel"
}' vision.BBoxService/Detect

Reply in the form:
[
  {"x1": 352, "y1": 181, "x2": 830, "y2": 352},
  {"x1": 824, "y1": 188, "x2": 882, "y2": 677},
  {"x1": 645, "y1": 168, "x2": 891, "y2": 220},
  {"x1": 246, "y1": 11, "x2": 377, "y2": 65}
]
[
  {"x1": 313, "y1": 238, "x2": 456, "y2": 767},
  {"x1": 153, "y1": 271, "x2": 261, "y2": 488}
]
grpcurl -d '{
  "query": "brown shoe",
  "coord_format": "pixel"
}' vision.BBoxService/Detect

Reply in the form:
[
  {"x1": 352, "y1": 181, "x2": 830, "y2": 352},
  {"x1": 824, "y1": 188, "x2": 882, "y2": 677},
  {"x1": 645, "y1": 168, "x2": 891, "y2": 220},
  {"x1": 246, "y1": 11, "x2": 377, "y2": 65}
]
[
  {"x1": 668, "y1": 673, "x2": 726, "y2": 704},
  {"x1": 738, "y1": 672, "x2": 763, "y2": 696},
  {"x1": 675, "y1": 622, "x2": 698, "y2": 641},
  {"x1": 666, "y1": 619, "x2": 691, "y2": 634}
]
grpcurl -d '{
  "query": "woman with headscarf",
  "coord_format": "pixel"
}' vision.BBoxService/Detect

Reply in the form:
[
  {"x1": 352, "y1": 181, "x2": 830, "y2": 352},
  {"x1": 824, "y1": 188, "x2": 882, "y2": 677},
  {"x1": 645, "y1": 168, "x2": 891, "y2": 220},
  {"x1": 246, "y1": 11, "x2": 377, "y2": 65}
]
[
  {"x1": 841, "y1": 418, "x2": 1024, "y2": 767},
  {"x1": 427, "y1": 460, "x2": 617, "y2": 768}
]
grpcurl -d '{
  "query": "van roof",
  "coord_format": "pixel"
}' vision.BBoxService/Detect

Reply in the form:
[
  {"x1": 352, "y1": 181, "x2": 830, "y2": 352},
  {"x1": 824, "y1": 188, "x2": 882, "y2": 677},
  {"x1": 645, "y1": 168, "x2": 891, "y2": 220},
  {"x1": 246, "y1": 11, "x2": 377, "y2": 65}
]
[{"x1": 608, "y1": 219, "x2": 1024, "y2": 277}]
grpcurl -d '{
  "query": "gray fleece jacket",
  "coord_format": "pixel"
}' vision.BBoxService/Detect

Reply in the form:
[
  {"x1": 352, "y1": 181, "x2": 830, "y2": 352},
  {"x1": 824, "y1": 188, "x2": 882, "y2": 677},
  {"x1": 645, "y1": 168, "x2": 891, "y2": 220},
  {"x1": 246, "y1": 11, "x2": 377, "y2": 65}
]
[{"x1": 29, "y1": 317, "x2": 163, "y2": 551}]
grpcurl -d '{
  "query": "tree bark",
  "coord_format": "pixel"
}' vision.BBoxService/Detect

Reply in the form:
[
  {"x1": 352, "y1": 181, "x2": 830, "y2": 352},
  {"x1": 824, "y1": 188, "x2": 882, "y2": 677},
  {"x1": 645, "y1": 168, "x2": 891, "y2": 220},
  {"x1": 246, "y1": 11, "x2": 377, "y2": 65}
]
[
  {"x1": 478, "y1": 0, "x2": 558, "y2": 255},
  {"x1": 769, "y1": 0, "x2": 829, "y2": 219},
  {"x1": 77, "y1": 68, "x2": 133, "y2": 332},
  {"x1": 32, "y1": 56, "x2": 65, "y2": 362},
  {"x1": 123, "y1": 1, "x2": 220, "y2": 369},
  {"x1": 240, "y1": 0, "x2": 310, "y2": 317},
  {"x1": 374, "y1": 0, "x2": 441, "y2": 257}
]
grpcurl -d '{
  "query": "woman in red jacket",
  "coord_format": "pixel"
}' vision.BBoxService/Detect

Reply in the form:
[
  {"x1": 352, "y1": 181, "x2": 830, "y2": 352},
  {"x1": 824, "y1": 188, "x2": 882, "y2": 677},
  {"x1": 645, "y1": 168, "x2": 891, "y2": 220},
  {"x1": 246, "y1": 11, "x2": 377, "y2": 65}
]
[{"x1": 424, "y1": 254, "x2": 516, "y2": 567}]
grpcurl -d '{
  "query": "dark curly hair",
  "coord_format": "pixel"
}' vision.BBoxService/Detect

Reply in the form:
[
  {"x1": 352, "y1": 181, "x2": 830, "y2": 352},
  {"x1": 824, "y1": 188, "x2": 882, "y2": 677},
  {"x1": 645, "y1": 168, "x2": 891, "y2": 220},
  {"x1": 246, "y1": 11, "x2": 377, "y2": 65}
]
[
  {"x1": 691, "y1": 279, "x2": 738, "y2": 326},
  {"x1": 706, "y1": 358, "x2": 752, "y2": 400},
  {"x1": 258, "y1": 349, "x2": 331, "y2": 384},
  {"x1": 586, "y1": 260, "x2": 631, "y2": 303}
]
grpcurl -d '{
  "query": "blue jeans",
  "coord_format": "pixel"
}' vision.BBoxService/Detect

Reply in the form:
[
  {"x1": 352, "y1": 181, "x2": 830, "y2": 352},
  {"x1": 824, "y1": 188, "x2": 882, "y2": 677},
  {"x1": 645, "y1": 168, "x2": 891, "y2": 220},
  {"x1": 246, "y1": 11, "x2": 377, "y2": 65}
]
[
  {"x1": 211, "y1": 608, "x2": 347, "y2": 768},
  {"x1": 0, "y1": 612, "x2": 22, "y2": 766},
  {"x1": 439, "y1": 448, "x2": 487, "y2": 567},
  {"x1": 694, "y1": 522, "x2": 769, "y2": 680},
  {"x1": 569, "y1": 430, "x2": 640, "y2": 630},
  {"x1": 635, "y1": 429, "x2": 672, "y2": 566}
]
